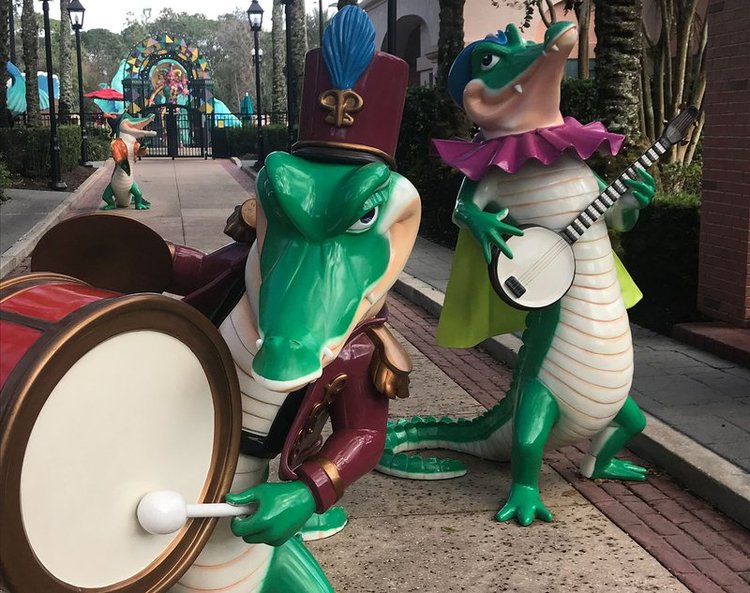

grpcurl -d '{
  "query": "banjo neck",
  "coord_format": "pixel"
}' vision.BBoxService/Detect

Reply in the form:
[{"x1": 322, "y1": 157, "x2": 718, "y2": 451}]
[
  {"x1": 559, "y1": 138, "x2": 669, "y2": 245},
  {"x1": 559, "y1": 105, "x2": 699, "y2": 245}
]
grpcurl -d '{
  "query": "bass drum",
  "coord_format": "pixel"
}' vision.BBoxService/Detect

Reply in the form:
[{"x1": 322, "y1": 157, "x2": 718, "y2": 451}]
[{"x1": 0, "y1": 273, "x2": 241, "y2": 593}]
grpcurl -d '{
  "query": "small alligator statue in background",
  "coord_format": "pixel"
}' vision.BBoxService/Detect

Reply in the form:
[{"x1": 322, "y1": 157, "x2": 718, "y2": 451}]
[
  {"x1": 101, "y1": 112, "x2": 157, "y2": 210},
  {"x1": 377, "y1": 22, "x2": 659, "y2": 527}
]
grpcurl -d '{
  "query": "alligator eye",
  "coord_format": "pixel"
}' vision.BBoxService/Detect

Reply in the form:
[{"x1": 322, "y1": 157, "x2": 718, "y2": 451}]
[
  {"x1": 480, "y1": 54, "x2": 500, "y2": 71},
  {"x1": 348, "y1": 207, "x2": 379, "y2": 233}
]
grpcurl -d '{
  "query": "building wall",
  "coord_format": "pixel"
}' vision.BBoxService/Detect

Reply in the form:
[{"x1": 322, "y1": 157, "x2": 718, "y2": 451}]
[{"x1": 698, "y1": 0, "x2": 750, "y2": 327}]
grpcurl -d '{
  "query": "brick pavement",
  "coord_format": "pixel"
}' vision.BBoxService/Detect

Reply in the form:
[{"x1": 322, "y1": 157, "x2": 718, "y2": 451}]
[{"x1": 386, "y1": 291, "x2": 750, "y2": 593}]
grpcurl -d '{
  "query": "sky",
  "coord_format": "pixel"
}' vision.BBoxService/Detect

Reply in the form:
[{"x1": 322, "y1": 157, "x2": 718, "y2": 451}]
[{"x1": 45, "y1": 0, "x2": 330, "y2": 32}]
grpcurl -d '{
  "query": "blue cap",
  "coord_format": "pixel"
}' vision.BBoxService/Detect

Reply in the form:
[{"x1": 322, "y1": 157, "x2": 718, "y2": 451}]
[{"x1": 447, "y1": 30, "x2": 509, "y2": 109}]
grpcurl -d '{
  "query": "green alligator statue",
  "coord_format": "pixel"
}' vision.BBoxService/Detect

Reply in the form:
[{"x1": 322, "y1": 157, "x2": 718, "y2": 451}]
[
  {"x1": 377, "y1": 22, "x2": 658, "y2": 526},
  {"x1": 101, "y1": 113, "x2": 156, "y2": 210}
]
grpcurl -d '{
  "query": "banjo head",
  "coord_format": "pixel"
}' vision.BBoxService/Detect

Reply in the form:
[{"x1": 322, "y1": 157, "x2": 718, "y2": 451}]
[
  {"x1": 489, "y1": 226, "x2": 576, "y2": 310},
  {"x1": 0, "y1": 281, "x2": 241, "y2": 593}
]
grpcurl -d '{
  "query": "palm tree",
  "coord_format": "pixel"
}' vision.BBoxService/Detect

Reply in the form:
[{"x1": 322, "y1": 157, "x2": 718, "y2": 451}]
[
  {"x1": 271, "y1": 0, "x2": 286, "y2": 116},
  {"x1": 593, "y1": 0, "x2": 643, "y2": 140},
  {"x1": 58, "y1": 0, "x2": 74, "y2": 118},
  {"x1": 0, "y1": 0, "x2": 10, "y2": 127},
  {"x1": 434, "y1": 0, "x2": 469, "y2": 140},
  {"x1": 289, "y1": 0, "x2": 307, "y2": 120},
  {"x1": 21, "y1": 0, "x2": 39, "y2": 127}
]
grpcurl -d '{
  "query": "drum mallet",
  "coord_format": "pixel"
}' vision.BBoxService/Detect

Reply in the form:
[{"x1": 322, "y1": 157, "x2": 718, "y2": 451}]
[{"x1": 137, "y1": 490, "x2": 254, "y2": 535}]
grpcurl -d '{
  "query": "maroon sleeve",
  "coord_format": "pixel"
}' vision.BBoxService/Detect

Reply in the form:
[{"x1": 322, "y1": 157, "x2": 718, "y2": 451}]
[
  {"x1": 296, "y1": 370, "x2": 389, "y2": 513},
  {"x1": 166, "y1": 243, "x2": 248, "y2": 296}
]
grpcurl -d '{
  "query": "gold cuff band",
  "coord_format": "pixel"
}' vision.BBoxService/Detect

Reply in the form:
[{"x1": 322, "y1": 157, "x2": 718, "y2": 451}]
[{"x1": 309, "y1": 454, "x2": 344, "y2": 500}]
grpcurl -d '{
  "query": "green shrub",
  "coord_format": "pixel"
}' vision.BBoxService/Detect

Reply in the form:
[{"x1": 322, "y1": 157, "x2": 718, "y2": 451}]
[
  {"x1": 396, "y1": 86, "x2": 466, "y2": 247},
  {"x1": 560, "y1": 78, "x2": 600, "y2": 123},
  {"x1": 87, "y1": 127, "x2": 112, "y2": 162},
  {"x1": 620, "y1": 191, "x2": 702, "y2": 333},
  {"x1": 0, "y1": 125, "x2": 88, "y2": 178},
  {"x1": 222, "y1": 124, "x2": 290, "y2": 158},
  {"x1": 0, "y1": 160, "x2": 11, "y2": 201}
]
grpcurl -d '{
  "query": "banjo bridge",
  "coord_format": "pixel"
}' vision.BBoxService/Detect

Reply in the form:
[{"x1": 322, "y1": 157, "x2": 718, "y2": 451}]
[{"x1": 504, "y1": 275, "x2": 527, "y2": 298}]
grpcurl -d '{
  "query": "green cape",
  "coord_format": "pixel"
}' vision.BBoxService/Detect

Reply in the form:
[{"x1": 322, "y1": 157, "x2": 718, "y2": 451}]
[{"x1": 435, "y1": 228, "x2": 642, "y2": 349}]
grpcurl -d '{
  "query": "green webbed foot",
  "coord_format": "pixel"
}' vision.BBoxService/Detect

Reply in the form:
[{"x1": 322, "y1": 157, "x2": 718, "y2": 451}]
[
  {"x1": 496, "y1": 484, "x2": 553, "y2": 526},
  {"x1": 591, "y1": 458, "x2": 647, "y2": 481},
  {"x1": 300, "y1": 505, "x2": 348, "y2": 541},
  {"x1": 134, "y1": 202, "x2": 150, "y2": 210},
  {"x1": 101, "y1": 204, "x2": 116, "y2": 211},
  {"x1": 227, "y1": 481, "x2": 316, "y2": 547}
]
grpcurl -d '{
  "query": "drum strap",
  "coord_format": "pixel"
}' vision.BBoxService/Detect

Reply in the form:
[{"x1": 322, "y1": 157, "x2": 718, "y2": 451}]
[{"x1": 239, "y1": 386, "x2": 306, "y2": 458}]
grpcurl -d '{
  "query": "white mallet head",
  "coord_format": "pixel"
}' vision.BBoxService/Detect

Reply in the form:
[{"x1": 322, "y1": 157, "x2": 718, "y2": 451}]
[{"x1": 137, "y1": 490, "x2": 187, "y2": 535}]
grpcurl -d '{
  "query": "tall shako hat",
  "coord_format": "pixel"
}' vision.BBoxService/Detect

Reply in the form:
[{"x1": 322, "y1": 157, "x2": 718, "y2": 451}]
[{"x1": 292, "y1": 6, "x2": 409, "y2": 168}]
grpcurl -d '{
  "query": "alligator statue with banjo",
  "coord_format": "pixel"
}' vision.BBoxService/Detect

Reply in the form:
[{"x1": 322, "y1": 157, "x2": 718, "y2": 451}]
[
  {"x1": 0, "y1": 7, "x2": 419, "y2": 592},
  {"x1": 376, "y1": 21, "x2": 698, "y2": 526}
]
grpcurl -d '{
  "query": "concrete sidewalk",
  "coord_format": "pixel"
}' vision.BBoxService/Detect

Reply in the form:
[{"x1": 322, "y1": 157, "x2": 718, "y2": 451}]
[{"x1": 2, "y1": 157, "x2": 749, "y2": 593}]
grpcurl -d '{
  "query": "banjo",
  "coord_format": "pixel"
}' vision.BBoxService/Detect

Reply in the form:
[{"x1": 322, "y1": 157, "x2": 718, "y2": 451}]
[{"x1": 488, "y1": 106, "x2": 699, "y2": 310}]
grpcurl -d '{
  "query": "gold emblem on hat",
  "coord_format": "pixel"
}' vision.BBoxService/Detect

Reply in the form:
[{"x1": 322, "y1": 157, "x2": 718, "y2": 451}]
[{"x1": 319, "y1": 89, "x2": 364, "y2": 127}]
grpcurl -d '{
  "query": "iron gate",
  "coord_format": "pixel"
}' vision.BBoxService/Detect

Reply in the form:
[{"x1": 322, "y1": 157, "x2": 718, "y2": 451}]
[{"x1": 141, "y1": 104, "x2": 210, "y2": 158}]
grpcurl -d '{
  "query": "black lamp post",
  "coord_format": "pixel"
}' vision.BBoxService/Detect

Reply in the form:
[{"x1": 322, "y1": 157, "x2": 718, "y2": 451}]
[
  {"x1": 387, "y1": 0, "x2": 397, "y2": 54},
  {"x1": 318, "y1": 0, "x2": 323, "y2": 47},
  {"x1": 280, "y1": 0, "x2": 295, "y2": 152},
  {"x1": 41, "y1": 0, "x2": 66, "y2": 190},
  {"x1": 247, "y1": 0, "x2": 265, "y2": 169},
  {"x1": 68, "y1": 0, "x2": 88, "y2": 166}
]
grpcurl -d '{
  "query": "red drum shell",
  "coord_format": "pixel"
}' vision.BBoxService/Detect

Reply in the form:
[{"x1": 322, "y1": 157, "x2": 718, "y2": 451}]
[{"x1": 0, "y1": 273, "x2": 241, "y2": 593}]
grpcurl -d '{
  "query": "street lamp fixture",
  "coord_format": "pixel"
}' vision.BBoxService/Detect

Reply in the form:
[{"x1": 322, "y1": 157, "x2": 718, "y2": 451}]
[
  {"x1": 247, "y1": 1, "x2": 265, "y2": 169},
  {"x1": 67, "y1": 0, "x2": 85, "y2": 28},
  {"x1": 67, "y1": 0, "x2": 89, "y2": 166},
  {"x1": 247, "y1": 0, "x2": 263, "y2": 31},
  {"x1": 41, "y1": 0, "x2": 67, "y2": 190}
]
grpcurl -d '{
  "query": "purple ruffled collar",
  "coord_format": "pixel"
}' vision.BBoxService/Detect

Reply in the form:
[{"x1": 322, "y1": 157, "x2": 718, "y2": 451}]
[{"x1": 432, "y1": 117, "x2": 624, "y2": 180}]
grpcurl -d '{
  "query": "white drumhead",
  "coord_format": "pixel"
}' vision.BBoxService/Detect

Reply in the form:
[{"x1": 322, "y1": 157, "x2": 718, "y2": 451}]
[{"x1": 20, "y1": 330, "x2": 215, "y2": 588}]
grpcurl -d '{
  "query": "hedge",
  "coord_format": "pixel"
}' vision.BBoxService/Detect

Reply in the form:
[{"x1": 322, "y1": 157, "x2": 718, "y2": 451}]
[
  {"x1": 619, "y1": 191, "x2": 703, "y2": 333},
  {"x1": 0, "y1": 125, "x2": 110, "y2": 179},
  {"x1": 223, "y1": 124, "x2": 291, "y2": 158}
]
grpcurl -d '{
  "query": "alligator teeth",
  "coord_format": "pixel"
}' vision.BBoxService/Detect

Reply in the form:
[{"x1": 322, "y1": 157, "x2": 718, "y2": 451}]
[
  {"x1": 514, "y1": 84, "x2": 523, "y2": 94},
  {"x1": 255, "y1": 338, "x2": 263, "y2": 350},
  {"x1": 322, "y1": 347, "x2": 335, "y2": 361},
  {"x1": 550, "y1": 44, "x2": 560, "y2": 52}
]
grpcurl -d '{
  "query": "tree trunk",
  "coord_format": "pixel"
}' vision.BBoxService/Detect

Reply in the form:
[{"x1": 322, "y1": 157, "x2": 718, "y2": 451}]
[
  {"x1": 670, "y1": 0, "x2": 698, "y2": 118},
  {"x1": 593, "y1": 0, "x2": 644, "y2": 141},
  {"x1": 289, "y1": 0, "x2": 307, "y2": 120},
  {"x1": 434, "y1": 0, "x2": 469, "y2": 140},
  {"x1": 271, "y1": 0, "x2": 286, "y2": 115},
  {"x1": 576, "y1": 0, "x2": 592, "y2": 79},
  {"x1": 21, "y1": 0, "x2": 39, "y2": 127},
  {"x1": 58, "y1": 0, "x2": 74, "y2": 120},
  {"x1": 0, "y1": 0, "x2": 10, "y2": 127}
]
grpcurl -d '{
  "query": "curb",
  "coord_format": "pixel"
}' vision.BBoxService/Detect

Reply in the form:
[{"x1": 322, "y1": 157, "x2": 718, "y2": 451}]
[
  {"x1": 0, "y1": 166, "x2": 108, "y2": 279},
  {"x1": 393, "y1": 271, "x2": 750, "y2": 531}
]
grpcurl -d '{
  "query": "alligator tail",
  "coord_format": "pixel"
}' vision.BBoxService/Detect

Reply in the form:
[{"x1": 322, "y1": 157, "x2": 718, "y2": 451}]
[{"x1": 376, "y1": 397, "x2": 514, "y2": 480}]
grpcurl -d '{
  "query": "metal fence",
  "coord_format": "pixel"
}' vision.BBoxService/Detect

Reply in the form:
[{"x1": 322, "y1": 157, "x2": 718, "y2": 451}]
[{"x1": 11, "y1": 110, "x2": 290, "y2": 159}]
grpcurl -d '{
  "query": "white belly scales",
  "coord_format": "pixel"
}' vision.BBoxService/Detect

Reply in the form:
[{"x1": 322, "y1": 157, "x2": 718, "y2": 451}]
[
  {"x1": 171, "y1": 256, "x2": 289, "y2": 593},
  {"x1": 476, "y1": 156, "x2": 633, "y2": 454}
]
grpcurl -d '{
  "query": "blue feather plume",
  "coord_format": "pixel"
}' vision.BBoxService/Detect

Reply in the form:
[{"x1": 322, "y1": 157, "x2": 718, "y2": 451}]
[{"x1": 322, "y1": 6, "x2": 376, "y2": 90}]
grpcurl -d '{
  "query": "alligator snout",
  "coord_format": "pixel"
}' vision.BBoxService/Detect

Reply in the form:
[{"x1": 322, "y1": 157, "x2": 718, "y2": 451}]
[{"x1": 251, "y1": 335, "x2": 323, "y2": 392}]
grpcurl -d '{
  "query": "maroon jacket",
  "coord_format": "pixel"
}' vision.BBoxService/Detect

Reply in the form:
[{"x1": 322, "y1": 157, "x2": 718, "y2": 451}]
[{"x1": 169, "y1": 244, "x2": 411, "y2": 514}]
